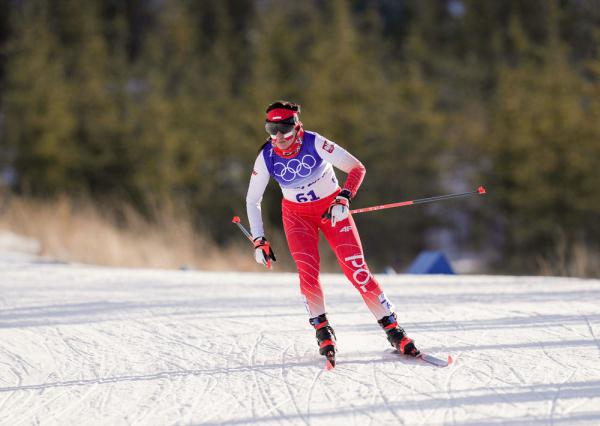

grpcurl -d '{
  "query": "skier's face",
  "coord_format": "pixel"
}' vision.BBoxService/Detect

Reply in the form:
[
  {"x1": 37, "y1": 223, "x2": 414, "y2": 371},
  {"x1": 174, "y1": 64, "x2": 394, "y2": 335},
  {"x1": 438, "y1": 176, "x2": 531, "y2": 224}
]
[
  {"x1": 265, "y1": 118, "x2": 296, "y2": 150},
  {"x1": 273, "y1": 129, "x2": 296, "y2": 150}
]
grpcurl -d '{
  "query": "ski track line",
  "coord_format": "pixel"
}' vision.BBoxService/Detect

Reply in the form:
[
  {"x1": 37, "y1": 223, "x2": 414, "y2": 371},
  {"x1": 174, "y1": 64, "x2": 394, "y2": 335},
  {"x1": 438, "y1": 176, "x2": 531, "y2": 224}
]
[
  {"x1": 305, "y1": 365, "x2": 325, "y2": 425},
  {"x1": 163, "y1": 332, "x2": 223, "y2": 361},
  {"x1": 0, "y1": 346, "x2": 30, "y2": 417},
  {"x1": 466, "y1": 359, "x2": 496, "y2": 389},
  {"x1": 133, "y1": 319, "x2": 223, "y2": 424},
  {"x1": 398, "y1": 364, "x2": 442, "y2": 426},
  {"x1": 443, "y1": 355, "x2": 467, "y2": 426},
  {"x1": 438, "y1": 314, "x2": 470, "y2": 426},
  {"x1": 253, "y1": 365, "x2": 291, "y2": 420},
  {"x1": 327, "y1": 363, "x2": 376, "y2": 388},
  {"x1": 223, "y1": 338, "x2": 255, "y2": 416},
  {"x1": 130, "y1": 351, "x2": 191, "y2": 425},
  {"x1": 371, "y1": 362, "x2": 405, "y2": 425},
  {"x1": 50, "y1": 350, "x2": 113, "y2": 424},
  {"x1": 144, "y1": 379, "x2": 176, "y2": 425},
  {"x1": 320, "y1": 362, "x2": 393, "y2": 424},
  {"x1": 508, "y1": 365, "x2": 527, "y2": 386},
  {"x1": 379, "y1": 347, "x2": 446, "y2": 422},
  {"x1": 170, "y1": 378, "x2": 187, "y2": 425},
  {"x1": 198, "y1": 338, "x2": 251, "y2": 423},
  {"x1": 249, "y1": 330, "x2": 278, "y2": 421},
  {"x1": 10, "y1": 387, "x2": 72, "y2": 426},
  {"x1": 472, "y1": 359, "x2": 522, "y2": 412},
  {"x1": 280, "y1": 341, "x2": 309, "y2": 425},
  {"x1": 583, "y1": 315, "x2": 600, "y2": 357},
  {"x1": 253, "y1": 342, "x2": 306, "y2": 421},
  {"x1": 92, "y1": 361, "x2": 116, "y2": 420},
  {"x1": 548, "y1": 368, "x2": 578, "y2": 426},
  {"x1": 53, "y1": 326, "x2": 110, "y2": 421},
  {"x1": 0, "y1": 346, "x2": 32, "y2": 384},
  {"x1": 154, "y1": 319, "x2": 229, "y2": 368},
  {"x1": 366, "y1": 354, "x2": 429, "y2": 417},
  {"x1": 410, "y1": 367, "x2": 446, "y2": 425},
  {"x1": 0, "y1": 360, "x2": 18, "y2": 386},
  {"x1": 539, "y1": 338, "x2": 577, "y2": 373},
  {"x1": 248, "y1": 329, "x2": 281, "y2": 416},
  {"x1": 364, "y1": 363, "x2": 381, "y2": 411},
  {"x1": 128, "y1": 321, "x2": 179, "y2": 426},
  {"x1": 96, "y1": 353, "x2": 120, "y2": 417},
  {"x1": 259, "y1": 394, "x2": 296, "y2": 421},
  {"x1": 152, "y1": 377, "x2": 185, "y2": 424},
  {"x1": 314, "y1": 364, "x2": 381, "y2": 425},
  {"x1": 182, "y1": 376, "x2": 217, "y2": 425},
  {"x1": 130, "y1": 377, "x2": 170, "y2": 426},
  {"x1": 0, "y1": 385, "x2": 36, "y2": 426},
  {"x1": 195, "y1": 378, "x2": 237, "y2": 425},
  {"x1": 7, "y1": 330, "x2": 77, "y2": 426},
  {"x1": 55, "y1": 328, "x2": 94, "y2": 360},
  {"x1": 197, "y1": 377, "x2": 220, "y2": 423},
  {"x1": 47, "y1": 377, "x2": 100, "y2": 425}
]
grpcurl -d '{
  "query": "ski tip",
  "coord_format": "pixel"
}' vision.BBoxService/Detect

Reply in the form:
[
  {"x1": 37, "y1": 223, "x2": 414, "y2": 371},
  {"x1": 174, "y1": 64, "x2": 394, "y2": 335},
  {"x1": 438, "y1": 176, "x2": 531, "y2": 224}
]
[
  {"x1": 416, "y1": 352, "x2": 452, "y2": 367},
  {"x1": 232, "y1": 216, "x2": 240, "y2": 223},
  {"x1": 324, "y1": 350, "x2": 335, "y2": 370}
]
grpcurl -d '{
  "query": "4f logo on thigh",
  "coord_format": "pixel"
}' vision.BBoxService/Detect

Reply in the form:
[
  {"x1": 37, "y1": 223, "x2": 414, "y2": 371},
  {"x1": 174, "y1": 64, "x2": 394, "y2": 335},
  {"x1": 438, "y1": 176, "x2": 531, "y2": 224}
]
[
  {"x1": 340, "y1": 226, "x2": 352, "y2": 233},
  {"x1": 344, "y1": 254, "x2": 373, "y2": 292}
]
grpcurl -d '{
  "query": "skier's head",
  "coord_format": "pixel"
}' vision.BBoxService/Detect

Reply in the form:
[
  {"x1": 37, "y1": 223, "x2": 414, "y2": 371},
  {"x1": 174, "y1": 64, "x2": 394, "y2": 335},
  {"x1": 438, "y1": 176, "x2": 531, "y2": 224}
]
[{"x1": 265, "y1": 100, "x2": 304, "y2": 157}]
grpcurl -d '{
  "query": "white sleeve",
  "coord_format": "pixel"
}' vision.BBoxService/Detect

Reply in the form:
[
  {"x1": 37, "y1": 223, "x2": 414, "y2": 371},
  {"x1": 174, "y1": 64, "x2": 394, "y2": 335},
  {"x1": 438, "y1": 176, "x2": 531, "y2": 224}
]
[
  {"x1": 245, "y1": 153, "x2": 270, "y2": 239},
  {"x1": 314, "y1": 134, "x2": 362, "y2": 173}
]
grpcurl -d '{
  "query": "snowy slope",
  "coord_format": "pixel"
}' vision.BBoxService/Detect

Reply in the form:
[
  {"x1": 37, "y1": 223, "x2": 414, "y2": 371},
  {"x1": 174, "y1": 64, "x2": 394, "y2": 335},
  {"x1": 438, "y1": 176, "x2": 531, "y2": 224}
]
[{"x1": 1, "y1": 256, "x2": 600, "y2": 426}]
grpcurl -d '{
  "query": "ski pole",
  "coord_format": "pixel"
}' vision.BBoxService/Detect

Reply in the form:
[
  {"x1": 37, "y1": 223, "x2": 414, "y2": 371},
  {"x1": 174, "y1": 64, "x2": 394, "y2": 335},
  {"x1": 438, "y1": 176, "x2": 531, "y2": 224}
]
[
  {"x1": 350, "y1": 186, "x2": 487, "y2": 215},
  {"x1": 232, "y1": 216, "x2": 254, "y2": 242},
  {"x1": 232, "y1": 216, "x2": 273, "y2": 269}
]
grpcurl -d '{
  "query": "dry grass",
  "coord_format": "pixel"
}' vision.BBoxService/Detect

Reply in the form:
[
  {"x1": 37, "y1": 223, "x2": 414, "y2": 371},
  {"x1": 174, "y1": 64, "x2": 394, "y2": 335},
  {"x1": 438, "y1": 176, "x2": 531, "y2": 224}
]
[
  {"x1": 536, "y1": 233, "x2": 600, "y2": 278},
  {"x1": 0, "y1": 194, "x2": 261, "y2": 271}
]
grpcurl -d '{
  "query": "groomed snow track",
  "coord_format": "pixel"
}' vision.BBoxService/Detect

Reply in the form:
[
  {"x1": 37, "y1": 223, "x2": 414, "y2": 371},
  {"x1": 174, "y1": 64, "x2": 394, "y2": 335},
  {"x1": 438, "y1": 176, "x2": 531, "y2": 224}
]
[{"x1": 1, "y1": 257, "x2": 600, "y2": 425}]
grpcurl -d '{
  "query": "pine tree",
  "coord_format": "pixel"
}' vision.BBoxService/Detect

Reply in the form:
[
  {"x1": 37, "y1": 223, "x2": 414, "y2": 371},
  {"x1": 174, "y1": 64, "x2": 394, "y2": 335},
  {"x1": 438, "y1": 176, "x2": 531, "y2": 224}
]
[
  {"x1": 483, "y1": 4, "x2": 600, "y2": 273},
  {"x1": 2, "y1": 1, "x2": 76, "y2": 195}
]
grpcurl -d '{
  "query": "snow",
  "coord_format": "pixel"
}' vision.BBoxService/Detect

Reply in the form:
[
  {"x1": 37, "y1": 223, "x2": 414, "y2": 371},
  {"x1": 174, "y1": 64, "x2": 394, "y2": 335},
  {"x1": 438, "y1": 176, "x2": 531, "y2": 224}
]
[
  {"x1": 0, "y1": 232, "x2": 40, "y2": 263},
  {"x1": 1, "y1": 255, "x2": 600, "y2": 425}
]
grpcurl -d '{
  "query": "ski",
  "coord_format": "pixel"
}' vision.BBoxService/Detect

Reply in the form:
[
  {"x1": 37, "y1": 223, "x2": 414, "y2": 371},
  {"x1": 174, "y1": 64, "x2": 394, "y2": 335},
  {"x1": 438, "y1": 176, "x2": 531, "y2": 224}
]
[
  {"x1": 324, "y1": 350, "x2": 336, "y2": 370},
  {"x1": 417, "y1": 352, "x2": 453, "y2": 367},
  {"x1": 392, "y1": 349, "x2": 453, "y2": 367}
]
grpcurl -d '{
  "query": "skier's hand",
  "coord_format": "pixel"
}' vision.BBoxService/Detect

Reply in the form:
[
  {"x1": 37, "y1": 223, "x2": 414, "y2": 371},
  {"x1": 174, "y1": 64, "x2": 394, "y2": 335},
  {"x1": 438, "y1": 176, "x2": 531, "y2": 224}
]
[
  {"x1": 253, "y1": 237, "x2": 276, "y2": 269},
  {"x1": 322, "y1": 190, "x2": 352, "y2": 227}
]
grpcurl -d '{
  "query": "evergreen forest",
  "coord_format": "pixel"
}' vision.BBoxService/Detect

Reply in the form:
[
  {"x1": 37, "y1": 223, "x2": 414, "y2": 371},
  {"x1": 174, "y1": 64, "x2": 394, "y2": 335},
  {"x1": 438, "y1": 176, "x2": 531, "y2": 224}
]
[{"x1": 1, "y1": 0, "x2": 600, "y2": 276}]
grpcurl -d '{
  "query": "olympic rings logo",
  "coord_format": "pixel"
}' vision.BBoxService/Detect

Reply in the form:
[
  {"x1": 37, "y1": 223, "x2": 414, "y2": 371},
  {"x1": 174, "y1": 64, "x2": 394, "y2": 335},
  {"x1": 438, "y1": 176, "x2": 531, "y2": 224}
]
[{"x1": 273, "y1": 155, "x2": 317, "y2": 182}]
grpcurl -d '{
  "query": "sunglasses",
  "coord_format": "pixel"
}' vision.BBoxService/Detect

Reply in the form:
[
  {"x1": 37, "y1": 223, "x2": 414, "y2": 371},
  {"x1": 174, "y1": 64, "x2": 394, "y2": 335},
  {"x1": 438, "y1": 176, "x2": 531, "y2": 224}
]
[{"x1": 265, "y1": 120, "x2": 295, "y2": 136}]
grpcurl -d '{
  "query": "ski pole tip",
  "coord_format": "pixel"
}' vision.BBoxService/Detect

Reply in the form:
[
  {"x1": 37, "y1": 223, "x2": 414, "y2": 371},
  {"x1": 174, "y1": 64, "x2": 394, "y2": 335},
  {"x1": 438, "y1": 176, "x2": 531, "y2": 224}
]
[
  {"x1": 478, "y1": 186, "x2": 486, "y2": 194},
  {"x1": 232, "y1": 216, "x2": 240, "y2": 223}
]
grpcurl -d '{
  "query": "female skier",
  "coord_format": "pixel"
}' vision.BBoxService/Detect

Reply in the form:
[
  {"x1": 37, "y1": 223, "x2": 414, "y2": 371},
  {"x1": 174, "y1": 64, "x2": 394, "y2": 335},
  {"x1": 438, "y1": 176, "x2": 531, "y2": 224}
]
[{"x1": 246, "y1": 101, "x2": 419, "y2": 366}]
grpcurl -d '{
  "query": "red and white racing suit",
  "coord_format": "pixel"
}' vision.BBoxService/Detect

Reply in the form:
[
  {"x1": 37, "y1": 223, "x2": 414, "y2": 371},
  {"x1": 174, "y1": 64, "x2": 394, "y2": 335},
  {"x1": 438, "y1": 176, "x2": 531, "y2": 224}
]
[{"x1": 246, "y1": 130, "x2": 394, "y2": 320}]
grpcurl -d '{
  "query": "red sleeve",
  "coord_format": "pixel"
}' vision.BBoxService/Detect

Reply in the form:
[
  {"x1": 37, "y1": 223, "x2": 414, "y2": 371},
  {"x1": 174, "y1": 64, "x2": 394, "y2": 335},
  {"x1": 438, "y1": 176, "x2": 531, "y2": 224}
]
[{"x1": 342, "y1": 163, "x2": 366, "y2": 198}]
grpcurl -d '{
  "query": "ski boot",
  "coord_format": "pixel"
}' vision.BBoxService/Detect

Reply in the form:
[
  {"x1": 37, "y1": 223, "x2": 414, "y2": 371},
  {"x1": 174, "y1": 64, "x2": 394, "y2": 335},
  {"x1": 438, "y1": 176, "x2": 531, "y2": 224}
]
[
  {"x1": 309, "y1": 314, "x2": 337, "y2": 368},
  {"x1": 378, "y1": 313, "x2": 420, "y2": 357}
]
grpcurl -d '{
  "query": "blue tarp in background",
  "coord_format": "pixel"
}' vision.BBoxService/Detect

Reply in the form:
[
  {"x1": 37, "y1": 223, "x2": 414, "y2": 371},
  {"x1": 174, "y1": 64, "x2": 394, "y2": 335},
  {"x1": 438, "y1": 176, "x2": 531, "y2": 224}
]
[{"x1": 407, "y1": 251, "x2": 455, "y2": 274}]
